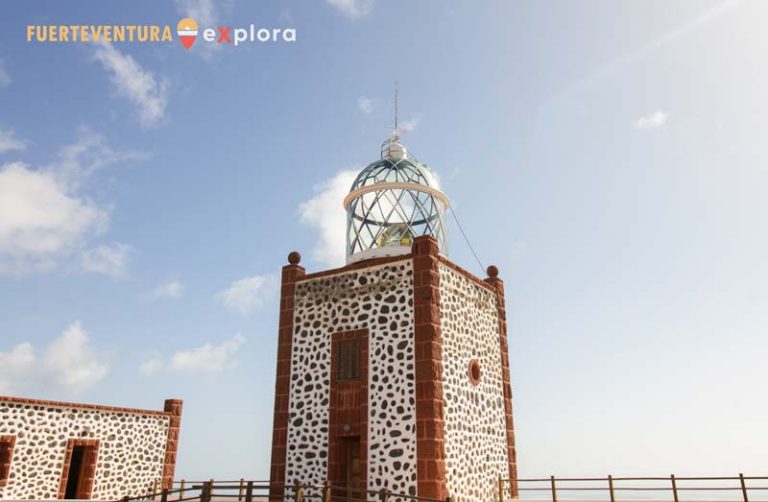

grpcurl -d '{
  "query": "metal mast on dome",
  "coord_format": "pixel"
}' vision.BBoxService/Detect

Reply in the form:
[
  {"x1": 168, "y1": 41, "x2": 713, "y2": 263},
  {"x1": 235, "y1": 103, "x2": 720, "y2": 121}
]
[
  {"x1": 381, "y1": 81, "x2": 403, "y2": 159},
  {"x1": 395, "y1": 80, "x2": 398, "y2": 133}
]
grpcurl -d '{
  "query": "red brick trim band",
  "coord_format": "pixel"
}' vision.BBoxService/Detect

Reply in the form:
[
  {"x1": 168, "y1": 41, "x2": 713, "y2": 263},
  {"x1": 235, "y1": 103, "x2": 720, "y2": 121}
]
[
  {"x1": 412, "y1": 236, "x2": 448, "y2": 500},
  {"x1": 485, "y1": 273, "x2": 519, "y2": 497},
  {"x1": 269, "y1": 261, "x2": 305, "y2": 501},
  {"x1": 0, "y1": 435, "x2": 15, "y2": 487},
  {"x1": 57, "y1": 439, "x2": 100, "y2": 499},
  {"x1": 0, "y1": 395, "x2": 171, "y2": 416},
  {"x1": 328, "y1": 329, "x2": 369, "y2": 495},
  {"x1": 162, "y1": 399, "x2": 183, "y2": 490}
]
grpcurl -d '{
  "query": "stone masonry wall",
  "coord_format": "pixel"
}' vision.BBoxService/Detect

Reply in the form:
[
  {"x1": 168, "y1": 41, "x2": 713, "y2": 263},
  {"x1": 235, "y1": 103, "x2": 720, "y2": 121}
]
[
  {"x1": 285, "y1": 259, "x2": 417, "y2": 496},
  {"x1": 0, "y1": 397, "x2": 173, "y2": 500},
  {"x1": 439, "y1": 264, "x2": 510, "y2": 502}
]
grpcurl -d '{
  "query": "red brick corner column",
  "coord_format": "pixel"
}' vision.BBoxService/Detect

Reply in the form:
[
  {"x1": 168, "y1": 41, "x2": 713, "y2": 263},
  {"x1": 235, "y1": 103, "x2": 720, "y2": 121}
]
[
  {"x1": 269, "y1": 251, "x2": 306, "y2": 501},
  {"x1": 485, "y1": 266, "x2": 518, "y2": 497},
  {"x1": 162, "y1": 399, "x2": 184, "y2": 490},
  {"x1": 411, "y1": 236, "x2": 447, "y2": 500}
]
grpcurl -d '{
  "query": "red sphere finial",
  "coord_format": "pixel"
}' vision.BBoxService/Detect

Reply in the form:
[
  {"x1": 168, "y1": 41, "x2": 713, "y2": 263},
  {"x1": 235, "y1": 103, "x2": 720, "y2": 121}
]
[{"x1": 288, "y1": 251, "x2": 301, "y2": 265}]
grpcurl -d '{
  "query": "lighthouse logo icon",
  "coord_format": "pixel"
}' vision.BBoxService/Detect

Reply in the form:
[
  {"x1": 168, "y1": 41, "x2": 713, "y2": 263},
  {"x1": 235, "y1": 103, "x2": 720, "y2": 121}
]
[{"x1": 177, "y1": 18, "x2": 198, "y2": 49}]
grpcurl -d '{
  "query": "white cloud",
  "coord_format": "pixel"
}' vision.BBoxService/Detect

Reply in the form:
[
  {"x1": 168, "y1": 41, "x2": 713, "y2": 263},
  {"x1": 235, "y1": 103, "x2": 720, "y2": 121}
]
[
  {"x1": 54, "y1": 129, "x2": 144, "y2": 188},
  {"x1": 398, "y1": 116, "x2": 419, "y2": 134},
  {"x1": 0, "y1": 343, "x2": 35, "y2": 394},
  {"x1": 0, "y1": 61, "x2": 9, "y2": 88},
  {"x1": 0, "y1": 129, "x2": 24, "y2": 153},
  {"x1": 43, "y1": 322, "x2": 109, "y2": 392},
  {"x1": 171, "y1": 333, "x2": 246, "y2": 372},
  {"x1": 139, "y1": 353, "x2": 164, "y2": 377},
  {"x1": 81, "y1": 243, "x2": 131, "y2": 277},
  {"x1": 635, "y1": 110, "x2": 669, "y2": 129},
  {"x1": 0, "y1": 322, "x2": 109, "y2": 395},
  {"x1": 174, "y1": 0, "x2": 221, "y2": 27},
  {"x1": 299, "y1": 170, "x2": 357, "y2": 267},
  {"x1": 0, "y1": 162, "x2": 108, "y2": 275},
  {"x1": 140, "y1": 334, "x2": 246, "y2": 375},
  {"x1": 0, "y1": 131, "x2": 139, "y2": 276},
  {"x1": 326, "y1": 0, "x2": 374, "y2": 18},
  {"x1": 93, "y1": 42, "x2": 168, "y2": 128},
  {"x1": 216, "y1": 275, "x2": 277, "y2": 317},
  {"x1": 357, "y1": 96, "x2": 376, "y2": 115},
  {"x1": 150, "y1": 280, "x2": 184, "y2": 299}
]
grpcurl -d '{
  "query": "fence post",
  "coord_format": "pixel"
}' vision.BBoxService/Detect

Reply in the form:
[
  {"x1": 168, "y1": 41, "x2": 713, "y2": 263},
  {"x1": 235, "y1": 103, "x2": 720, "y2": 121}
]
[
  {"x1": 379, "y1": 488, "x2": 390, "y2": 502},
  {"x1": 239, "y1": 478, "x2": 245, "y2": 501},
  {"x1": 245, "y1": 481, "x2": 254, "y2": 502},
  {"x1": 323, "y1": 480, "x2": 331, "y2": 502},
  {"x1": 179, "y1": 480, "x2": 185, "y2": 501},
  {"x1": 161, "y1": 489, "x2": 169, "y2": 502},
  {"x1": 550, "y1": 476, "x2": 558, "y2": 502},
  {"x1": 608, "y1": 475, "x2": 615, "y2": 502},
  {"x1": 498, "y1": 474, "x2": 504, "y2": 502},
  {"x1": 671, "y1": 474, "x2": 679, "y2": 502},
  {"x1": 201, "y1": 481, "x2": 212, "y2": 502},
  {"x1": 740, "y1": 473, "x2": 749, "y2": 502},
  {"x1": 295, "y1": 480, "x2": 304, "y2": 502},
  {"x1": 152, "y1": 479, "x2": 159, "y2": 500}
]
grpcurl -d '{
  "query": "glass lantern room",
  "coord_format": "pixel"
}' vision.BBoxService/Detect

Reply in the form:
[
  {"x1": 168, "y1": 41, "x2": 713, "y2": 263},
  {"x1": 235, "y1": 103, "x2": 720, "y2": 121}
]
[{"x1": 343, "y1": 136, "x2": 449, "y2": 263}]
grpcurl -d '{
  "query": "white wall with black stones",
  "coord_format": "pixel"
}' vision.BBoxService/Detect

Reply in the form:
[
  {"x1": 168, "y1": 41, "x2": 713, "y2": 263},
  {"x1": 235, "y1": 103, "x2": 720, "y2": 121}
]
[
  {"x1": 439, "y1": 265, "x2": 510, "y2": 502},
  {"x1": 0, "y1": 400, "x2": 170, "y2": 500},
  {"x1": 285, "y1": 260, "x2": 418, "y2": 496}
]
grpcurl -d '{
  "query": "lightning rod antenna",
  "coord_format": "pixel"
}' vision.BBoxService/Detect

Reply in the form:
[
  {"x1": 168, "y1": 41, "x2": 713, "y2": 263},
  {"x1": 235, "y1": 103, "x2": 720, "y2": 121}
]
[{"x1": 394, "y1": 81, "x2": 399, "y2": 135}]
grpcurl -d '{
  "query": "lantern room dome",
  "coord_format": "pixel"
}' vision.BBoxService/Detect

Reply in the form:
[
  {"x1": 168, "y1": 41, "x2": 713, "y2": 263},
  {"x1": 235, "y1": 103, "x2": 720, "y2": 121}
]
[
  {"x1": 344, "y1": 136, "x2": 449, "y2": 264},
  {"x1": 350, "y1": 157, "x2": 441, "y2": 192}
]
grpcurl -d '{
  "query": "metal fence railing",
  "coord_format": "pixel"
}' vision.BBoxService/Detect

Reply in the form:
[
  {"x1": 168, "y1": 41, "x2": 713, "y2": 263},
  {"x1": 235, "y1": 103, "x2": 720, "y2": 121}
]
[
  {"x1": 119, "y1": 479, "x2": 451, "y2": 502},
  {"x1": 499, "y1": 475, "x2": 768, "y2": 502},
  {"x1": 120, "y1": 474, "x2": 768, "y2": 502}
]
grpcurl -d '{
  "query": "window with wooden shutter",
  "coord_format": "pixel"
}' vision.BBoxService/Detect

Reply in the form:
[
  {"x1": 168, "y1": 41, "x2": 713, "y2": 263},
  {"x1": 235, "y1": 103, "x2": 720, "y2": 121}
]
[{"x1": 337, "y1": 339, "x2": 361, "y2": 381}]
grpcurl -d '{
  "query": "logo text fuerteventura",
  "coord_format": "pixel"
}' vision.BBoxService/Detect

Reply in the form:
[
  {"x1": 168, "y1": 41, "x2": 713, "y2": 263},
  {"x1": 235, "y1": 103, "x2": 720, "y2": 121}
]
[{"x1": 26, "y1": 18, "x2": 296, "y2": 49}]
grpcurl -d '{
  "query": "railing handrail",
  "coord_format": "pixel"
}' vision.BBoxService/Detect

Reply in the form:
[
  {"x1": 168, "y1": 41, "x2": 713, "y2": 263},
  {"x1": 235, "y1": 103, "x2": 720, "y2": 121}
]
[
  {"x1": 118, "y1": 479, "x2": 449, "y2": 502},
  {"x1": 121, "y1": 474, "x2": 768, "y2": 502},
  {"x1": 498, "y1": 473, "x2": 766, "y2": 502},
  {"x1": 507, "y1": 475, "x2": 768, "y2": 482}
]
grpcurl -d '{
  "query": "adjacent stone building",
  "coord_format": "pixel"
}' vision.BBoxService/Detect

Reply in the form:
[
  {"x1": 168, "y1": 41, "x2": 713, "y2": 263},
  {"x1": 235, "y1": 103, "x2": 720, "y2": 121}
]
[
  {"x1": 0, "y1": 396, "x2": 182, "y2": 500},
  {"x1": 269, "y1": 136, "x2": 517, "y2": 501}
]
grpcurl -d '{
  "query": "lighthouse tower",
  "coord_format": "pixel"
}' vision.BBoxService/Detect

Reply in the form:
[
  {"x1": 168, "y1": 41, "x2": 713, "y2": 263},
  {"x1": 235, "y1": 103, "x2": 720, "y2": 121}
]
[{"x1": 269, "y1": 135, "x2": 517, "y2": 502}]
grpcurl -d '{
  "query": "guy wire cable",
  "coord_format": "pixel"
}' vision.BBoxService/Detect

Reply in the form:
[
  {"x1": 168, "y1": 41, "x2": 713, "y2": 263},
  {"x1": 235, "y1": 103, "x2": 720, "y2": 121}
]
[{"x1": 449, "y1": 204, "x2": 485, "y2": 274}]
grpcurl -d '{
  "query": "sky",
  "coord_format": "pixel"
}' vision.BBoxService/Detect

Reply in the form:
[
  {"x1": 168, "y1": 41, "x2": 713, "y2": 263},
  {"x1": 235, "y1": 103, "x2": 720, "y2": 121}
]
[{"x1": 1, "y1": 0, "x2": 768, "y2": 484}]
